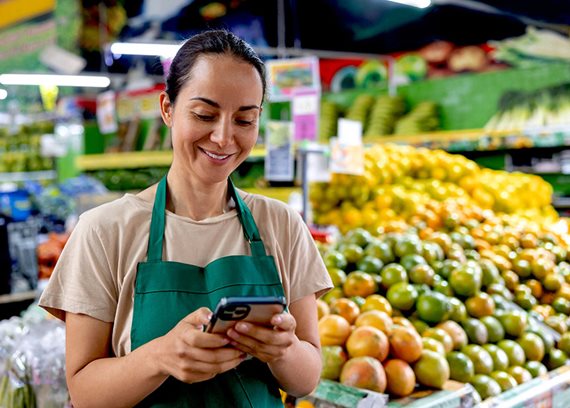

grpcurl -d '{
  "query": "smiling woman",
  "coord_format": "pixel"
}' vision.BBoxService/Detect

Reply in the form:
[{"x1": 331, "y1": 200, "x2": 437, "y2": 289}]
[{"x1": 39, "y1": 29, "x2": 332, "y2": 408}]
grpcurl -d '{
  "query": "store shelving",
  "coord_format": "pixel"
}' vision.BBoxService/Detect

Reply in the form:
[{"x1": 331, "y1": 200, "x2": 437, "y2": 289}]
[
  {"x1": 0, "y1": 170, "x2": 57, "y2": 183},
  {"x1": 75, "y1": 147, "x2": 266, "y2": 171}
]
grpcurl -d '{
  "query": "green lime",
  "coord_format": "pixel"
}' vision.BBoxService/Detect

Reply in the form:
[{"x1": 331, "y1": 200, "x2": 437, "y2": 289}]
[
  {"x1": 449, "y1": 297, "x2": 468, "y2": 322},
  {"x1": 327, "y1": 267, "x2": 347, "y2": 287},
  {"x1": 545, "y1": 348, "x2": 568, "y2": 370},
  {"x1": 470, "y1": 374, "x2": 502, "y2": 400},
  {"x1": 323, "y1": 250, "x2": 348, "y2": 270},
  {"x1": 447, "y1": 351, "x2": 475, "y2": 383},
  {"x1": 387, "y1": 282, "x2": 418, "y2": 311},
  {"x1": 517, "y1": 332, "x2": 545, "y2": 362},
  {"x1": 356, "y1": 256, "x2": 384, "y2": 275},
  {"x1": 490, "y1": 371, "x2": 518, "y2": 392},
  {"x1": 400, "y1": 254, "x2": 427, "y2": 272},
  {"x1": 524, "y1": 361, "x2": 547, "y2": 378},
  {"x1": 483, "y1": 344, "x2": 509, "y2": 371},
  {"x1": 497, "y1": 339, "x2": 526, "y2": 367},
  {"x1": 462, "y1": 318, "x2": 488, "y2": 345},
  {"x1": 416, "y1": 292, "x2": 451, "y2": 324},
  {"x1": 480, "y1": 316, "x2": 505, "y2": 343},
  {"x1": 462, "y1": 344, "x2": 494, "y2": 375},
  {"x1": 409, "y1": 264, "x2": 436, "y2": 285},
  {"x1": 380, "y1": 263, "x2": 408, "y2": 289}
]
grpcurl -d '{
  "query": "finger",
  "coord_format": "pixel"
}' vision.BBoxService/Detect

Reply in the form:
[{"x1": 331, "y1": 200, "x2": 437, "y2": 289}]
[
  {"x1": 187, "y1": 345, "x2": 246, "y2": 364},
  {"x1": 181, "y1": 307, "x2": 213, "y2": 328},
  {"x1": 184, "y1": 331, "x2": 231, "y2": 349},
  {"x1": 271, "y1": 313, "x2": 296, "y2": 332},
  {"x1": 182, "y1": 353, "x2": 246, "y2": 376},
  {"x1": 232, "y1": 322, "x2": 291, "y2": 346},
  {"x1": 227, "y1": 327, "x2": 289, "y2": 354}
]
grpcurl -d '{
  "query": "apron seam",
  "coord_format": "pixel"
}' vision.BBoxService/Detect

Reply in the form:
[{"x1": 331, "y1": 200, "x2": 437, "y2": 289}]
[{"x1": 135, "y1": 282, "x2": 284, "y2": 295}]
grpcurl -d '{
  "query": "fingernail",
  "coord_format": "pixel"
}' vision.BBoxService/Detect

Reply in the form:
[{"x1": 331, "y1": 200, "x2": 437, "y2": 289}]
[
  {"x1": 206, "y1": 312, "x2": 213, "y2": 321},
  {"x1": 273, "y1": 316, "x2": 282, "y2": 324},
  {"x1": 237, "y1": 323, "x2": 249, "y2": 332}
]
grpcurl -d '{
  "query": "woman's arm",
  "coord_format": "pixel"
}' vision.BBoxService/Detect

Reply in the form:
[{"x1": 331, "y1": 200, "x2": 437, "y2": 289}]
[
  {"x1": 66, "y1": 308, "x2": 246, "y2": 408},
  {"x1": 227, "y1": 294, "x2": 322, "y2": 397}
]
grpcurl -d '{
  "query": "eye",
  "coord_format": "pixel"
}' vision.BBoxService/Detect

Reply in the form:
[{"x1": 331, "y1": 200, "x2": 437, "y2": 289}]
[
  {"x1": 192, "y1": 112, "x2": 214, "y2": 121},
  {"x1": 236, "y1": 119, "x2": 254, "y2": 126}
]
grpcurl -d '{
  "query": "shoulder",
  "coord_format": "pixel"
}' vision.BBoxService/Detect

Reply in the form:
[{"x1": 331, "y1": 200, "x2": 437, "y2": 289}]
[{"x1": 77, "y1": 193, "x2": 151, "y2": 234}]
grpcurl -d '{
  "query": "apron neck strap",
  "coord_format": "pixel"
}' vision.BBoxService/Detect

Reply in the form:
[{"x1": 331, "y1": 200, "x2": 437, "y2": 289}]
[
  {"x1": 147, "y1": 176, "x2": 167, "y2": 262},
  {"x1": 227, "y1": 178, "x2": 267, "y2": 257},
  {"x1": 146, "y1": 176, "x2": 267, "y2": 261}
]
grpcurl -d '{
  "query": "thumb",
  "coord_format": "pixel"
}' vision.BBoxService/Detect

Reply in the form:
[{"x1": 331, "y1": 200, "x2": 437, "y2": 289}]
[{"x1": 182, "y1": 307, "x2": 213, "y2": 328}]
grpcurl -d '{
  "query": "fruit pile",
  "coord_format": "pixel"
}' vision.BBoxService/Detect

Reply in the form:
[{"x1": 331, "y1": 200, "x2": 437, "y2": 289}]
[
  {"x1": 318, "y1": 225, "x2": 570, "y2": 401},
  {"x1": 310, "y1": 144, "x2": 557, "y2": 233}
]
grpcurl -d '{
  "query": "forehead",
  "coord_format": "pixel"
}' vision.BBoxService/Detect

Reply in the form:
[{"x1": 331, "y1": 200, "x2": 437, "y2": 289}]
[{"x1": 178, "y1": 54, "x2": 263, "y2": 103}]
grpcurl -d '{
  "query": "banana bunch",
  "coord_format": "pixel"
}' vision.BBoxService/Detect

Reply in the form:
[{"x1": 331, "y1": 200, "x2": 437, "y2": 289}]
[
  {"x1": 394, "y1": 101, "x2": 440, "y2": 135},
  {"x1": 364, "y1": 95, "x2": 406, "y2": 138},
  {"x1": 345, "y1": 94, "x2": 376, "y2": 128},
  {"x1": 319, "y1": 100, "x2": 340, "y2": 142}
]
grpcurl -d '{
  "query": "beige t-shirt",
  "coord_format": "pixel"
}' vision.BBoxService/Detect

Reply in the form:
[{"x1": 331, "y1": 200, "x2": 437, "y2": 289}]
[{"x1": 39, "y1": 189, "x2": 332, "y2": 357}]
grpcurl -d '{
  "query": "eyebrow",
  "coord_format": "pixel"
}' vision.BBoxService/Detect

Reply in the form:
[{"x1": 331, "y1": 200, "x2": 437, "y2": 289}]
[{"x1": 190, "y1": 97, "x2": 260, "y2": 112}]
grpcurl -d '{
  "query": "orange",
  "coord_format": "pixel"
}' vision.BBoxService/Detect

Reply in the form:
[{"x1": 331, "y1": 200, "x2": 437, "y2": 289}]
[
  {"x1": 389, "y1": 325, "x2": 423, "y2": 363},
  {"x1": 330, "y1": 298, "x2": 360, "y2": 325},
  {"x1": 437, "y1": 321, "x2": 468, "y2": 351},
  {"x1": 384, "y1": 359, "x2": 416, "y2": 397},
  {"x1": 343, "y1": 271, "x2": 378, "y2": 298},
  {"x1": 361, "y1": 294, "x2": 393, "y2": 316},
  {"x1": 354, "y1": 310, "x2": 393, "y2": 335},
  {"x1": 318, "y1": 314, "x2": 351, "y2": 346},
  {"x1": 340, "y1": 356, "x2": 387, "y2": 393},
  {"x1": 346, "y1": 326, "x2": 390, "y2": 361},
  {"x1": 316, "y1": 299, "x2": 330, "y2": 320},
  {"x1": 465, "y1": 293, "x2": 495, "y2": 318}
]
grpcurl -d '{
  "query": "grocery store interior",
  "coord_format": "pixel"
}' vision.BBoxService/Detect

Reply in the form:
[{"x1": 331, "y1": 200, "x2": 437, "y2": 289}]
[{"x1": 1, "y1": 0, "x2": 570, "y2": 406}]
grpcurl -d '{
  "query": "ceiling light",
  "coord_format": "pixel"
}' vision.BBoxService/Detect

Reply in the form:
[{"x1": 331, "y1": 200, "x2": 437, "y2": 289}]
[
  {"x1": 0, "y1": 89, "x2": 6, "y2": 100},
  {"x1": 386, "y1": 0, "x2": 431, "y2": 8},
  {"x1": 0, "y1": 74, "x2": 111, "y2": 88},
  {"x1": 110, "y1": 42, "x2": 180, "y2": 58}
]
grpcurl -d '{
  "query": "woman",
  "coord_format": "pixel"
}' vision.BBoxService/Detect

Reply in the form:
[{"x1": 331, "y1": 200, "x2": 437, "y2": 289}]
[{"x1": 39, "y1": 30, "x2": 332, "y2": 407}]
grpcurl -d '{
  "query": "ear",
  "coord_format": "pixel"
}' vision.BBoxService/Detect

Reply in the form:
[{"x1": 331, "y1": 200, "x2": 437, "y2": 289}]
[{"x1": 159, "y1": 92, "x2": 173, "y2": 127}]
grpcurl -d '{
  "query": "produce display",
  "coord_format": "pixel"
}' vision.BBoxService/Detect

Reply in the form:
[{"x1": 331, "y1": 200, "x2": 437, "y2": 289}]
[
  {"x1": 0, "y1": 123, "x2": 54, "y2": 173},
  {"x1": 310, "y1": 144, "x2": 557, "y2": 234},
  {"x1": 310, "y1": 141, "x2": 570, "y2": 403}
]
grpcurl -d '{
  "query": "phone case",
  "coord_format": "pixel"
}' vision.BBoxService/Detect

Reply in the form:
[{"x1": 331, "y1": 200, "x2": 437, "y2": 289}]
[{"x1": 206, "y1": 296, "x2": 286, "y2": 334}]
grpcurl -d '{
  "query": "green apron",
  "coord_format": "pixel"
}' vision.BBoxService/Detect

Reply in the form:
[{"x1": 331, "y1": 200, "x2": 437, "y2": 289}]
[{"x1": 131, "y1": 176, "x2": 285, "y2": 407}]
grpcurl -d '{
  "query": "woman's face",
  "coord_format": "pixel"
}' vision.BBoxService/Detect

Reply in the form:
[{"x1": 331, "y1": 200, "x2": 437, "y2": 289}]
[{"x1": 162, "y1": 54, "x2": 263, "y2": 186}]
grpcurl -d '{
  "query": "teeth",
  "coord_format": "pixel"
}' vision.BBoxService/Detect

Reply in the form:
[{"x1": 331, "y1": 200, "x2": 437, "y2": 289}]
[{"x1": 204, "y1": 150, "x2": 229, "y2": 160}]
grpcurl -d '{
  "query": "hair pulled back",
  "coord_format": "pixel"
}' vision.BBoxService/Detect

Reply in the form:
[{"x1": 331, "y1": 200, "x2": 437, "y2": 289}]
[{"x1": 165, "y1": 30, "x2": 266, "y2": 105}]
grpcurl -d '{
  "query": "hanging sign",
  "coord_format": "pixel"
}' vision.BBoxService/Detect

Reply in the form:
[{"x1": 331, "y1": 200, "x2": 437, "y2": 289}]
[
  {"x1": 267, "y1": 57, "x2": 320, "y2": 101},
  {"x1": 265, "y1": 120, "x2": 294, "y2": 181}
]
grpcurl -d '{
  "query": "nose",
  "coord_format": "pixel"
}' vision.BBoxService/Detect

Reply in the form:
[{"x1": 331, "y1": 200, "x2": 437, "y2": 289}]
[{"x1": 210, "y1": 116, "x2": 233, "y2": 148}]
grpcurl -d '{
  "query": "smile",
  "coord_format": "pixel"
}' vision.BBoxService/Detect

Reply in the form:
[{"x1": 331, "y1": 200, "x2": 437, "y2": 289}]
[{"x1": 200, "y1": 148, "x2": 231, "y2": 161}]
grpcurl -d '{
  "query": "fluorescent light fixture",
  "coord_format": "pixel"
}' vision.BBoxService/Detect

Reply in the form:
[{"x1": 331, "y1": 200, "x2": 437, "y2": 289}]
[
  {"x1": 110, "y1": 42, "x2": 180, "y2": 58},
  {"x1": 0, "y1": 89, "x2": 6, "y2": 100},
  {"x1": 386, "y1": 0, "x2": 431, "y2": 8},
  {"x1": 0, "y1": 74, "x2": 111, "y2": 88}
]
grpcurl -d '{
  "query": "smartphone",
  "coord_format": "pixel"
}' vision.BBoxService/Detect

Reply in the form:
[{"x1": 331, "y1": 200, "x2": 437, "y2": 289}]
[{"x1": 206, "y1": 296, "x2": 287, "y2": 334}]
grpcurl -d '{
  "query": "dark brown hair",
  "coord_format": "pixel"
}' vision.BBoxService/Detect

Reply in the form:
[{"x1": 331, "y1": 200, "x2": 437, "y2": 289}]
[{"x1": 165, "y1": 29, "x2": 266, "y2": 104}]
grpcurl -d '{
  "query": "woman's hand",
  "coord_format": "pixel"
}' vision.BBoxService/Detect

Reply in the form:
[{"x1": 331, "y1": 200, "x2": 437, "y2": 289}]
[
  {"x1": 156, "y1": 307, "x2": 246, "y2": 384},
  {"x1": 226, "y1": 312, "x2": 299, "y2": 363}
]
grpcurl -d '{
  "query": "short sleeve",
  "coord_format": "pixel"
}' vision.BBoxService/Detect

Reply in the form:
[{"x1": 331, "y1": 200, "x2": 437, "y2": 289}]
[
  {"x1": 286, "y1": 212, "x2": 333, "y2": 304},
  {"x1": 38, "y1": 217, "x2": 118, "y2": 322}
]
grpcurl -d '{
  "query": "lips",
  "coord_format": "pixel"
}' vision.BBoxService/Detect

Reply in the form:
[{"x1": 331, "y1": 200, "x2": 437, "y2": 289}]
[{"x1": 200, "y1": 147, "x2": 232, "y2": 161}]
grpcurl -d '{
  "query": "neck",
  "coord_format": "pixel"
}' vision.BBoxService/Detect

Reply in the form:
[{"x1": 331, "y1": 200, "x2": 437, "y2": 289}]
[{"x1": 165, "y1": 168, "x2": 230, "y2": 220}]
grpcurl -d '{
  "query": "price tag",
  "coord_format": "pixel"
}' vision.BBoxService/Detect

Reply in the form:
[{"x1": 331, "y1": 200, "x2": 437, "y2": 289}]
[
  {"x1": 292, "y1": 89, "x2": 320, "y2": 141},
  {"x1": 97, "y1": 91, "x2": 118, "y2": 134},
  {"x1": 265, "y1": 121, "x2": 294, "y2": 181},
  {"x1": 329, "y1": 138, "x2": 364, "y2": 176}
]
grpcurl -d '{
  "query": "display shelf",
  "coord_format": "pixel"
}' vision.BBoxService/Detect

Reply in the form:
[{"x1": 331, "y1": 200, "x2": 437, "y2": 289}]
[
  {"x1": 76, "y1": 147, "x2": 266, "y2": 171},
  {"x1": 388, "y1": 381, "x2": 475, "y2": 408},
  {"x1": 295, "y1": 379, "x2": 388, "y2": 408},
  {"x1": 478, "y1": 365, "x2": 570, "y2": 408},
  {"x1": 0, "y1": 290, "x2": 36, "y2": 305},
  {"x1": 0, "y1": 170, "x2": 57, "y2": 183},
  {"x1": 242, "y1": 187, "x2": 300, "y2": 203},
  {"x1": 364, "y1": 126, "x2": 570, "y2": 152}
]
